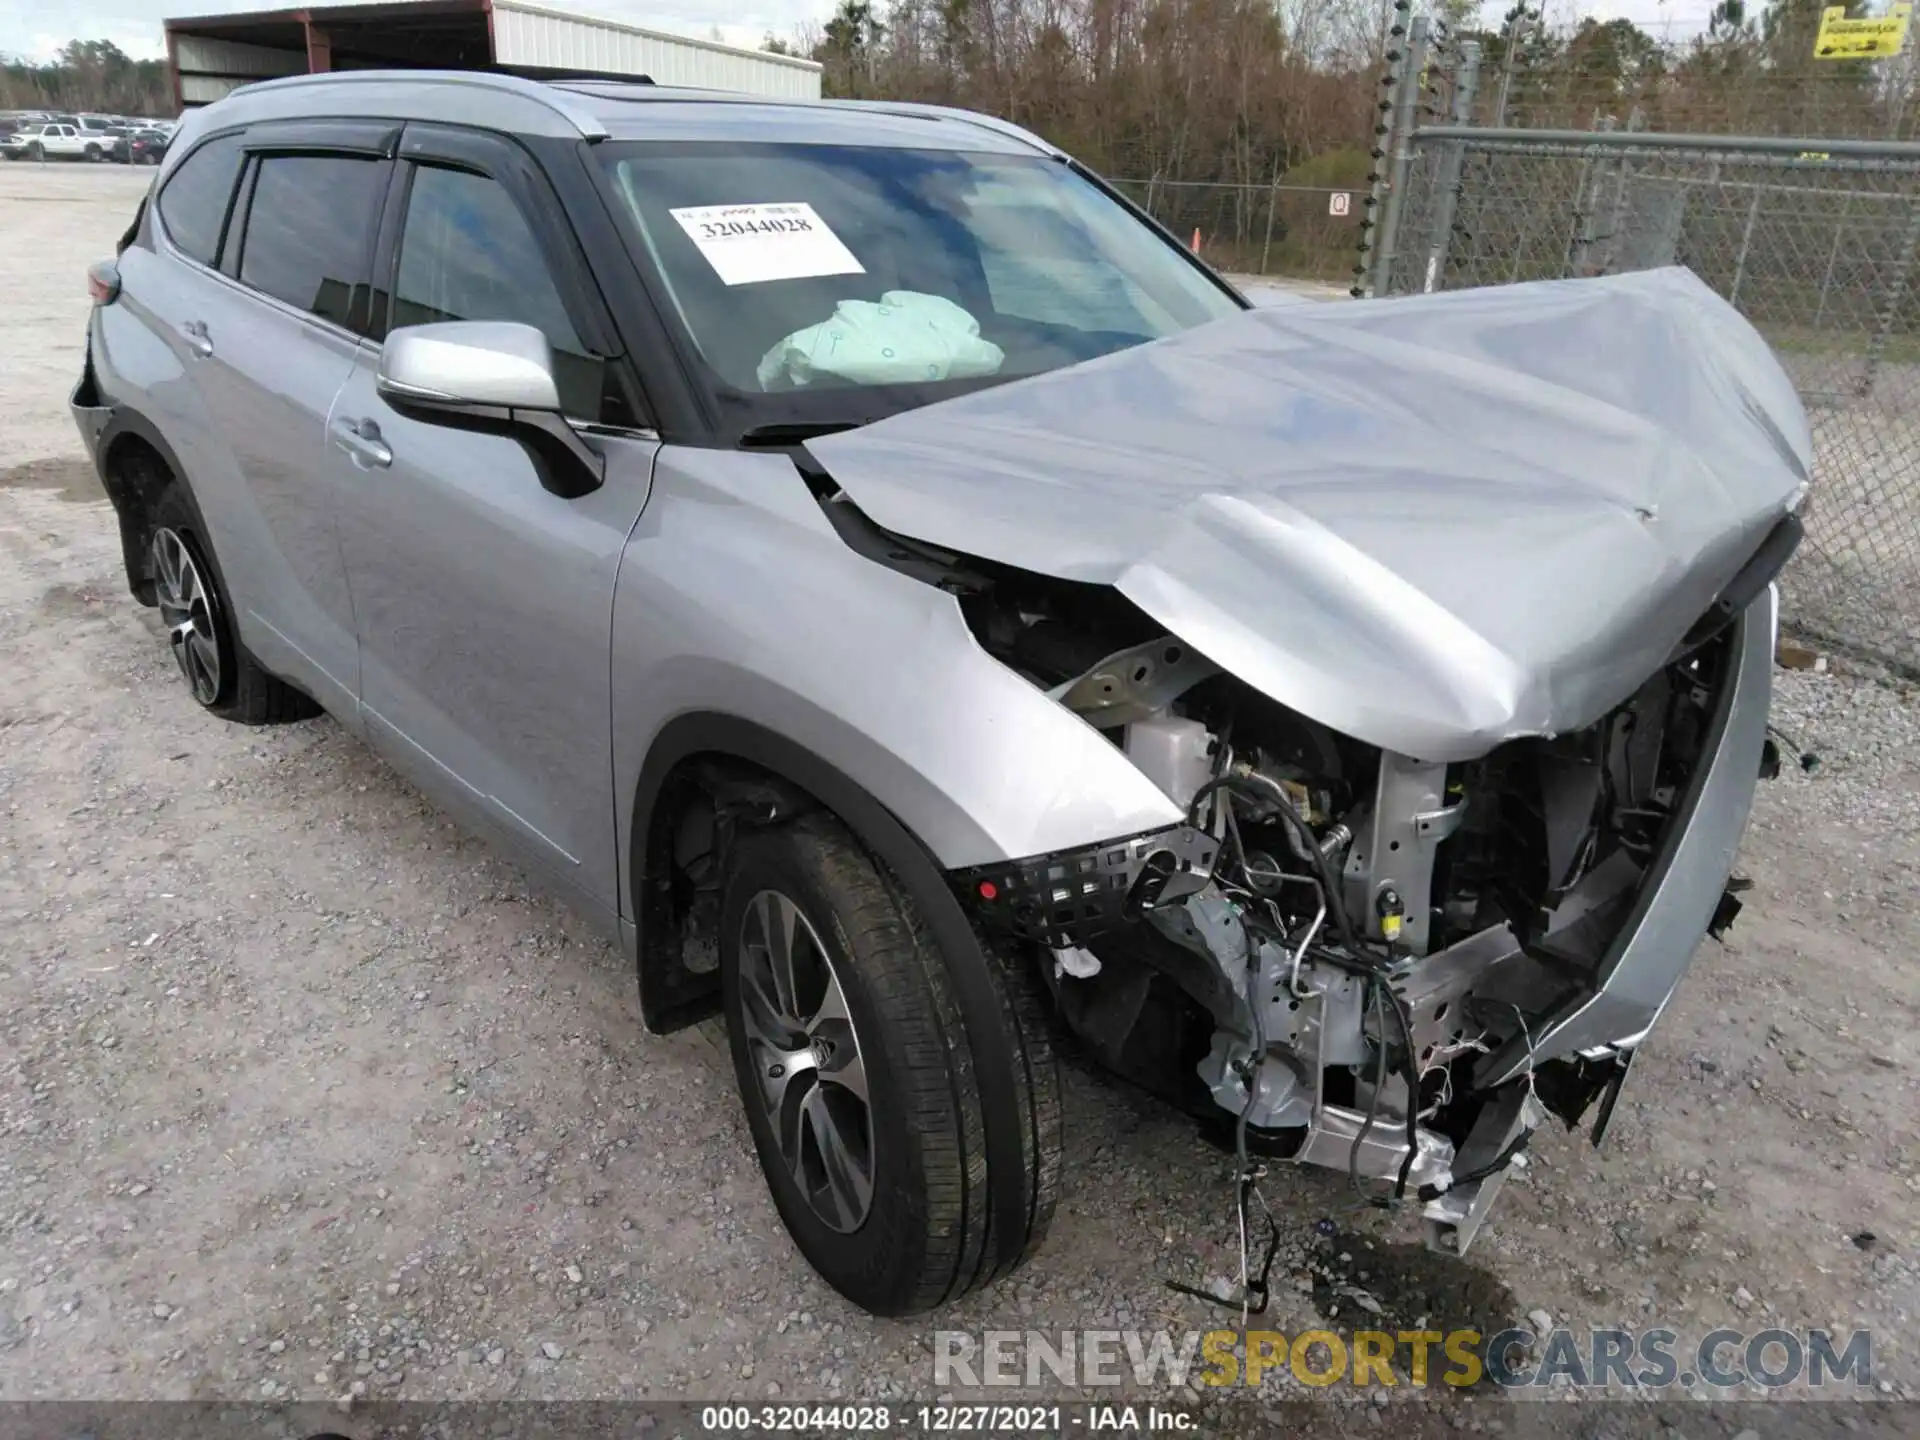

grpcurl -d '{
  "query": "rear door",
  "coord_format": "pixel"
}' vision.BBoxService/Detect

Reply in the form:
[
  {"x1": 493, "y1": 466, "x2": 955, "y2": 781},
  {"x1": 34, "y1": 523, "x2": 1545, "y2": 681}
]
[
  {"x1": 328, "y1": 124, "x2": 659, "y2": 916},
  {"x1": 174, "y1": 123, "x2": 395, "y2": 715}
]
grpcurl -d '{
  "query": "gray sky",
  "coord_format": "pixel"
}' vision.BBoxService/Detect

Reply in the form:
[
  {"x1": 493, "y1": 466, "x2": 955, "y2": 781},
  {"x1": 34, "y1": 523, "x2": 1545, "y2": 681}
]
[{"x1": 0, "y1": 0, "x2": 1741, "y2": 70}]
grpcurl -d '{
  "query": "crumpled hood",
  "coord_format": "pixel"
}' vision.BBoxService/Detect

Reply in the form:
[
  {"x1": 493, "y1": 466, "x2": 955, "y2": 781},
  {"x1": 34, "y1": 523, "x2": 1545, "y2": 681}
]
[{"x1": 808, "y1": 267, "x2": 1809, "y2": 761}]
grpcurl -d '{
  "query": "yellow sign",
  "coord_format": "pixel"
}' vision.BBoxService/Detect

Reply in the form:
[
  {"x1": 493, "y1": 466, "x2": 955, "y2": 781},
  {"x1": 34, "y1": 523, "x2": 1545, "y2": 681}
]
[{"x1": 1814, "y1": 3, "x2": 1911, "y2": 59}]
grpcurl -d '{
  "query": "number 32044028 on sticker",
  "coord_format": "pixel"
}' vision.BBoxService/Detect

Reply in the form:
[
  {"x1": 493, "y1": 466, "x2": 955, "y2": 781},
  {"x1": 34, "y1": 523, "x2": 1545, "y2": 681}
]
[{"x1": 669, "y1": 200, "x2": 866, "y2": 286}]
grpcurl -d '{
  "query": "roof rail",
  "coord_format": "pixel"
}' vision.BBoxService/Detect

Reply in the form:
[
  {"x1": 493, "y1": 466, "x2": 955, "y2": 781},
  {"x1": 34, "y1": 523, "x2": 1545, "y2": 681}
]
[
  {"x1": 519, "y1": 72, "x2": 656, "y2": 86},
  {"x1": 229, "y1": 69, "x2": 611, "y2": 140},
  {"x1": 837, "y1": 99, "x2": 1060, "y2": 158}
]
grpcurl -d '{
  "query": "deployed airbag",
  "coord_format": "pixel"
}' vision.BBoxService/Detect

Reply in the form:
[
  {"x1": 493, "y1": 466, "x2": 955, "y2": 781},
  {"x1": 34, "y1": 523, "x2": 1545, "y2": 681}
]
[
  {"x1": 808, "y1": 268, "x2": 1810, "y2": 761},
  {"x1": 757, "y1": 290, "x2": 1005, "y2": 389}
]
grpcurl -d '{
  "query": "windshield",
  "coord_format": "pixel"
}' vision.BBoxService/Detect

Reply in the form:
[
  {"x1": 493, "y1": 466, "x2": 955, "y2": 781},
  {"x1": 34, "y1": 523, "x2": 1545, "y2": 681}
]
[{"x1": 599, "y1": 142, "x2": 1242, "y2": 431}]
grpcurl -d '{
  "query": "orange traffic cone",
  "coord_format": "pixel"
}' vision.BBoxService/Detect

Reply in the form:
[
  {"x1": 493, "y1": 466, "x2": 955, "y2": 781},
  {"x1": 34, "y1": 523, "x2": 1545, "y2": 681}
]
[{"x1": 1190, "y1": 227, "x2": 1202, "y2": 253}]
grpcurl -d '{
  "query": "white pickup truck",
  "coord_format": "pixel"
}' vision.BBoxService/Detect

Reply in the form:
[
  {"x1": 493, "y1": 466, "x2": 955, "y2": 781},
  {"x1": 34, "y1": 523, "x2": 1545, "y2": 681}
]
[{"x1": 1, "y1": 123, "x2": 108, "y2": 162}]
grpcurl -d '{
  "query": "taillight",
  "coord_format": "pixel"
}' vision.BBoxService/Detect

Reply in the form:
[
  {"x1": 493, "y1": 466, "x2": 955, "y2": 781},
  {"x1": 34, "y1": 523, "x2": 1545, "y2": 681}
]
[{"x1": 87, "y1": 259, "x2": 120, "y2": 306}]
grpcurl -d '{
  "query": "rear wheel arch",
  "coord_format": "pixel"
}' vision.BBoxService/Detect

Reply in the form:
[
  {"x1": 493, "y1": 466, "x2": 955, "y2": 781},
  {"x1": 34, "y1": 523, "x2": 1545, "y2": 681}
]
[
  {"x1": 97, "y1": 416, "x2": 319, "y2": 726},
  {"x1": 99, "y1": 417, "x2": 191, "y2": 605}
]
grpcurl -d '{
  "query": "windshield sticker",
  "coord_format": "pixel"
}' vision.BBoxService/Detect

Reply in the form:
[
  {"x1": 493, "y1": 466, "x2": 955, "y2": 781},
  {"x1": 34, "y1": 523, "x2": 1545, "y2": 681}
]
[{"x1": 669, "y1": 202, "x2": 865, "y2": 287}]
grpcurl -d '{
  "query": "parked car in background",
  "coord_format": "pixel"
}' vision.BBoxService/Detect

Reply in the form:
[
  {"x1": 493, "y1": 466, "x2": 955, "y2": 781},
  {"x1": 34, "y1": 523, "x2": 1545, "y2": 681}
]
[
  {"x1": 122, "y1": 129, "x2": 170, "y2": 166},
  {"x1": 2, "y1": 122, "x2": 106, "y2": 161},
  {"x1": 107, "y1": 127, "x2": 156, "y2": 163}
]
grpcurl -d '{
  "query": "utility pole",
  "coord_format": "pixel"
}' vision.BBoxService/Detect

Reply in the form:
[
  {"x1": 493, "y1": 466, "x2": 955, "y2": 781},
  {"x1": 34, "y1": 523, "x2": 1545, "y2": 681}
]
[{"x1": 1492, "y1": 8, "x2": 1532, "y2": 128}]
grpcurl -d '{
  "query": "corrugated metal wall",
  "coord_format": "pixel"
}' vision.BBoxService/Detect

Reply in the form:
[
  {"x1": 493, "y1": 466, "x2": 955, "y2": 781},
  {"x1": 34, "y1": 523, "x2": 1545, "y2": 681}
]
[
  {"x1": 175, "y1": 34, "x2": 306, "y2": 106},
  {"x1": 491, "y1": 1, "x2": 822, "y2": 98}
]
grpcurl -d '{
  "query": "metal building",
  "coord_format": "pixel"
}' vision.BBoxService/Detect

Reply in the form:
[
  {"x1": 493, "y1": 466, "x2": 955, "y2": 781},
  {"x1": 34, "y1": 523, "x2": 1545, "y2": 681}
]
[{"x1": 164, "y1": 0, "x2": 823, "y2": 110}]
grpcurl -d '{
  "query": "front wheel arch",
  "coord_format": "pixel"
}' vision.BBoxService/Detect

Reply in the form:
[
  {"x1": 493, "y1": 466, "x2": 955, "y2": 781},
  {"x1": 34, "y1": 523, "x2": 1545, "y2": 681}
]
[
  {"x1": 631, "y1": 713, "x2": 945, "y2": 1034},
  {"x1": 629, "y1": 712, "x2": 1044, "y2": 1288}
]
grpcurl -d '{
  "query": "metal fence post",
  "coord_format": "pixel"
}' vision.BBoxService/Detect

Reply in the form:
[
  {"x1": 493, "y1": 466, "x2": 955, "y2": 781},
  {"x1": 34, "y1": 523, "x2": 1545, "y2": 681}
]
[
  {"x1": 1598, "y1": 107, "x2": 1645, "y2": 274},
  {"x1": 1354, "y1": 0, "x2": 1417, "y2": 297},
  {"x1": 1728, "y1": 185, "x2": 1763, "y2": 307},
  {"x1": 1370, "y1": 13, "x2": 1431, "y2": 297},
  {"x1": 1261, "y1": 171, "x2": 1281, "y2": 275},
  {"x1": 1569, "y1": 115, "x2": 1616, "y2": 276},
  {"x1": 1492, "y1": 9, "x2": 1530, "y2": 128},
  {"x1": 1421, "y1": 40, "x2": 1481, "y2": 293},
  {"x1": 1812, "y1": 192, "x2": 1851, "y2": 331}
]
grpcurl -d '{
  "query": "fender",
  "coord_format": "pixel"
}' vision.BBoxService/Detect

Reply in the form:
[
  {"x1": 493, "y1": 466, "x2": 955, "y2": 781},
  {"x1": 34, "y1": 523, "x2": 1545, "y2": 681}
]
[{"x1": 630, "y1": 711, "x2": 1029, "y2": 1275}]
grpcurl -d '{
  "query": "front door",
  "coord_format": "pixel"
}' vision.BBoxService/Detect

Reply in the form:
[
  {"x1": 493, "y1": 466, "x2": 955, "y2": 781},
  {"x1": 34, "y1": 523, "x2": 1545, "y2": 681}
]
[{"x1": 329, "y1": 128, "x2": 658, "y2": 918}]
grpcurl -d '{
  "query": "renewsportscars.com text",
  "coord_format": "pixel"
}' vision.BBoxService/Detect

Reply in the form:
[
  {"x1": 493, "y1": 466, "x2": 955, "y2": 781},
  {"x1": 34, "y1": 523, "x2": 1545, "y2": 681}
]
[{"x1": 934, "y1": 1327, "x2": 1873, "y2": 1391}]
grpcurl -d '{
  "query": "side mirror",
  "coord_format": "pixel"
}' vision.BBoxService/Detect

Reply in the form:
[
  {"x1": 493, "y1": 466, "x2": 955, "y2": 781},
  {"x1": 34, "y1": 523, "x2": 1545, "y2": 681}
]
[
  {"x1": 376, "y1": 321, "x2": 603, "y2": 499},
  {"x1": 379, "y1": 321, "x2": 560, "y2": 410}
]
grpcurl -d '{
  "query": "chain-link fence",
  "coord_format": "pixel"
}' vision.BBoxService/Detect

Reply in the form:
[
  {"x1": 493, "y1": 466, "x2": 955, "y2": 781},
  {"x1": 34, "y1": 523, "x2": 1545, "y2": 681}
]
[
  {"x1": 1107, "y1": 178, "x2": 1363, "y2": 280},
  {"x1": 1479, "y1": 35, "x2": 1919, "y2": 143},
  {"x1": 1370, "y1": 71, "x2": 1920, "y2": 673}
]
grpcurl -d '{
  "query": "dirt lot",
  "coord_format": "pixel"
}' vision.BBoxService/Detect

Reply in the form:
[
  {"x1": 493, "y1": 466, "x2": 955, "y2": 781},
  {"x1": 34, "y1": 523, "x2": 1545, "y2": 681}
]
[{"x1": 2, "y1": 161, "x2": 1918, "y2": 1431}]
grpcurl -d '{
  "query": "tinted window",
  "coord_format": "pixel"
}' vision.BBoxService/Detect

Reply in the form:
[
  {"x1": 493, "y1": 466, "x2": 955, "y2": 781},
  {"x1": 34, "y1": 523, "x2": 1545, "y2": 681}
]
[
  {"x1": 157, "y1": 134, "x2": 244, "y2": 266},
  {"x1": 391, "y1": 165, "x2": 605, "y2": 419},
  {"x1": 239, "y1": 154, "x2": 385, "y2": 328}
]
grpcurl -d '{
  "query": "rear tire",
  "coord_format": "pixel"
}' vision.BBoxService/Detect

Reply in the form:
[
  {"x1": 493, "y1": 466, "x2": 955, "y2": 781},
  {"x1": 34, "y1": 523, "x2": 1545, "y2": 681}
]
[
  {"x1": 84, "y1": 143, "x2": 101, "y2": 162},
  {"x1": 720, "y1": 814, "x2": 1060, "y2": 1316},
  {"x1": 147, "y1": 481, "x2": 321, "y2": 725}
]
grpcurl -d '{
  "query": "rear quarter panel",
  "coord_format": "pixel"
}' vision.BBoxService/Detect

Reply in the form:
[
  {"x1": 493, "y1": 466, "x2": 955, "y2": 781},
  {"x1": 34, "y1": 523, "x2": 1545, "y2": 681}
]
[{"x1": 91, "y1": 249, "x2": 210, "y2": 478}]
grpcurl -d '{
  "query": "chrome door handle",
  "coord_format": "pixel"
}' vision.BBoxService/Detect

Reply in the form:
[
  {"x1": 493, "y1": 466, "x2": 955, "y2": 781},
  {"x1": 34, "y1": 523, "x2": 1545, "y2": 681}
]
[
  {"x1": 180, "y1": 320, "x2": 213, "y2": 359},
  {"x1": 330, "y1": 417, "x2": 393, "y2": 469}
]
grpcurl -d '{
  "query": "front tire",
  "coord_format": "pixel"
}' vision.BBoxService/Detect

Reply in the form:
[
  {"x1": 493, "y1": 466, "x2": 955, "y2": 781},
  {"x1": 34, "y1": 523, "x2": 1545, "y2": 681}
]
[
  {"x1": 720, "y1": 814, "x2": 1060, "y2": 1316},
  {"x1": 147, "y1": 482, "x2": 320, "y2": 725}
]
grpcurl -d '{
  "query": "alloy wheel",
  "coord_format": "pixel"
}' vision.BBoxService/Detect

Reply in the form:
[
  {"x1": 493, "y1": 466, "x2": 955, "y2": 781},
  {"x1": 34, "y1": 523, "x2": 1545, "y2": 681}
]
[
  {"x1": 735, "y1": 889, "x2": 874, "y2": 1233},
  {"x1": 151, "y1": 527, "x2": 222, "y2": 705}
]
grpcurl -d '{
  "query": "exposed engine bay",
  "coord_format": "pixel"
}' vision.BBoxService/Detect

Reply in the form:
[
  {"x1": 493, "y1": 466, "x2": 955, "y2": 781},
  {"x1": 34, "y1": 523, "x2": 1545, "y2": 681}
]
[
  {"x1": 764, "y1": 268, "x2": 1807, "y2": 1298},
  {"x1": 909, "y1": 553, "x2": 1773, "y2": 1269}
]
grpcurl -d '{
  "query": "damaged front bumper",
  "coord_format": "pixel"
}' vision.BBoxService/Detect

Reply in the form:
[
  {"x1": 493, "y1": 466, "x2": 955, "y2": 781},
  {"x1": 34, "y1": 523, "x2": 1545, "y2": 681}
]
[
  {"x1": 1474, "y1": 586, "x2": 1776, "y2": 1085},
  {"x1": 955, "y1": 588, "x2": 1775, "y2": 1255}
]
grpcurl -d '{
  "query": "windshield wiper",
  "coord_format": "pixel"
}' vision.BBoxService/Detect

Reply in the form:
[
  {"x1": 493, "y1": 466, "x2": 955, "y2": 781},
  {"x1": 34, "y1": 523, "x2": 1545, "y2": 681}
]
[{"x1": 737, "y1": 420, "x2": 866, "y2": 448}]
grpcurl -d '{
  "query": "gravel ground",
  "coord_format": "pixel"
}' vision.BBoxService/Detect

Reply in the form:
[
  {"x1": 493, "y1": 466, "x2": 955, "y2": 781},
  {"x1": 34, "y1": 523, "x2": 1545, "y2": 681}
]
[{"x1": 2, "y1": 162, "x2": 1918, "y2": 1434}]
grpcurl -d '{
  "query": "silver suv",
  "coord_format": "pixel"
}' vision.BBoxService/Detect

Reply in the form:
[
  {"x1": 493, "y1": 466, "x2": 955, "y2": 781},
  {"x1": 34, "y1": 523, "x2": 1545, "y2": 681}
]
[{"x1": 74, "y1": 70, "x2": 1807, "y2": 1316}]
